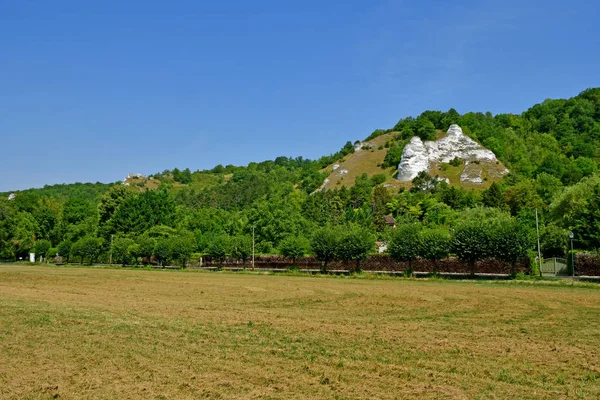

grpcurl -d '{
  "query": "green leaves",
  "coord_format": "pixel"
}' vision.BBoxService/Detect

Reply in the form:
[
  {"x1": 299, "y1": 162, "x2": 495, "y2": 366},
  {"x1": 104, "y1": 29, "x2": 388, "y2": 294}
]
[
  {"x1": 310, "y1": 227, "x2": 338, "y2": 271},
  {"x1": 279, "y1": 236, "x2": 309, "y2": 263},
  {"x1": 335, "y1": 227, "x2": 374, "y2": 271}
]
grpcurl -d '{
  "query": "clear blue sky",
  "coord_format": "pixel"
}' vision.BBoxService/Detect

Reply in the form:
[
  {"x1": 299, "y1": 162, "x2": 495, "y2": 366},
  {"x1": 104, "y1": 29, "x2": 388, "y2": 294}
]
[{"x1": 1, "y1": 0, "x2": 599, "y2": 191}]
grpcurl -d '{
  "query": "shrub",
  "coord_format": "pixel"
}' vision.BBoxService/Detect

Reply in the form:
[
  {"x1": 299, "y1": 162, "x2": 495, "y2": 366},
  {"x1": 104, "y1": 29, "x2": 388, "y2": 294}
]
[{"x1": 449, "y1": 157, "x2": 463, "y2": 167}]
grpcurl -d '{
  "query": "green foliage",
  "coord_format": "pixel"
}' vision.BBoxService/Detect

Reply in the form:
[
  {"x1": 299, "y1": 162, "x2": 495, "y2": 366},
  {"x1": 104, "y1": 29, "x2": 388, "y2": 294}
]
[
  {"x1": 71, "y1": 236, "x2": 104, "y2": 265},
  {"x1": 310, "y1": 227, "x2": 339, "y2": 271},
  {"x1": 57, "y1": 241, "x2": 72, "y2": 262},
  {"x1": 383, "y1": 142, "x2": 406, "y2": 168},
  {"x1": 452, "y1": 221, "x2": 492, "y2": 274},
  {"x1": 449, "y1": 157, "x2": 463, "y2": 167},
  {"x1": 278, "y1": 235, "x2": 309, "y2": 263},
  {"x1": 541, "y1": 224, "x2": 569, "y2": 258},
  {"x1": 33, "y1": 239, "x2": 52, "y2": 259},
  {"x1": 206, "y1": 234, "x2": 230, "y2": 265},
  {"x1": 169, "y1": 235, "x2": 196, "y2": 268},
  {"x1": 388, "y1": 223, "x2": 422, "y2": 274},
  {"x1": 109, "y1": 189, "x2": 175, "y2": 236},
  {"x1": 154, "y1": 238, "x2": 172, "y2": 266},
  {"x1": 229, "y1": 235, "x2": 252, "y2": 267},
  {"x1": 489, "y1": 220, "x2": 534, "y2": 276},
  {"x1": 417, "y1": 228, "x2": 451, "y2": 273},
  {"x1": 371, "y1": 174, "x2": 387, "y2": 185},
  {"x1": 335, "y1": 226, "x2": 374, "y2": 271},
  {"x1": 112, "y1": 237, "x2": 135, "y2": 266}
]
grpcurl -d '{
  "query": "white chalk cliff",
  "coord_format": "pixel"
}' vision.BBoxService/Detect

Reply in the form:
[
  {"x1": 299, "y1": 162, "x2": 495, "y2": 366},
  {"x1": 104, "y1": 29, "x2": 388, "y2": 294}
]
[{"x1": 397, "y1": 124, "x2": 506, "y2": 183}]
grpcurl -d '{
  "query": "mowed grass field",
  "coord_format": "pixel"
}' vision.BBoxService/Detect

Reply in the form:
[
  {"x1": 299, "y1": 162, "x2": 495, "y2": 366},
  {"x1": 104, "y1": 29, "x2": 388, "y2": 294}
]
[{"x1": 1, "y1": 266, "x2": 599, "y2": 399}]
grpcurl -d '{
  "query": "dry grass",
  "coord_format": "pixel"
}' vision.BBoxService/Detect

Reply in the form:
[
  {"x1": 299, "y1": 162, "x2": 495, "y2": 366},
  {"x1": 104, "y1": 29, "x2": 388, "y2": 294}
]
[
  {"x1": 1, "y1": 265, "x2": 599, "y2": 399},
  {"x1": 320, "y1": 133, "x2": 400, "y2": 190}
]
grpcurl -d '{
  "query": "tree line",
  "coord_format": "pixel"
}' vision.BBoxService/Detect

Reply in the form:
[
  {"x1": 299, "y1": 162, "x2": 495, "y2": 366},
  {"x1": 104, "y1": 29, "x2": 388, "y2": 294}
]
[{"x1": 1, "y1": 88, "x2": 600, "y2": 268}]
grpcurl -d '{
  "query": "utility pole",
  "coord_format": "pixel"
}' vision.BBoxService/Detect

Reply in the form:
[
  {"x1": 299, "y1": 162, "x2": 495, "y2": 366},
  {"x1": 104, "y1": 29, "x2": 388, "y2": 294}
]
[
  {"x1": 109, "y1": 234, "x2": 114, "y2": 265},
  {"x1": 252, "y1": 225, "x2": 255, "y2": 270},
  {"x1": 535, "y1": 209, "x2": 542, "y2": 277}
]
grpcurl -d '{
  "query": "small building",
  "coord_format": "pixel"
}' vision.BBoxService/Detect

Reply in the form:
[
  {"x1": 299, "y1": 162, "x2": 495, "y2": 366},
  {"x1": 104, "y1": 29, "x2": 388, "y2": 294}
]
[
  {"x1": 376, "y1": 242, "x2": 388, "y2": 253},
  {"x1": 384, "y1": 215, "x2": 396, "y2": 228}
]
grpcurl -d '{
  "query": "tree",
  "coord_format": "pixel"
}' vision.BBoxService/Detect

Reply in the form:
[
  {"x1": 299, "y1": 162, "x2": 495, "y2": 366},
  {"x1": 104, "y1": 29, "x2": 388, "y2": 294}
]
[
  {"x1": 417, "y1": 228, "x2": 451, "y2": 274},
  {"x1": 169, "y1": 235, "x2": 196, "y2": 268},
  {"x1": 206, "y1": 234, "x2": 230, "y2": 267},
  {"x1": 154, "y1": 238, "x2": 172, "y2": 267},
  {"x1": 112, "y1": 237, "x2": 135, "y2": 266},
  {"x1": 127, "y1": 243, "x2": 141, "y2": 266},
  {"x1": 388, "y1": 223, "x2": 421, "y2": 275},
  {"x1": 57, "y1": 241, "x2": 72, "y2": 263},
  {"x1": 279, "y1": 235, "x2": 309, "y2": 264},
  {"x1": 70, "y1": 239, "x2": 85, "y2": 265},
  {"x1": 110, "y1": 189, "x2": 176, "y2": 236},
  {"x1": 70, "y1": 237, "x2": 103, "y2": 265},
  {"x1": 310, "y1": 227, "x2": 339, "y2": 272},
  {"x1": 541, "y1": 224, "x2": 569, "y2": 258},
  {"x1": 33, "y1": 239, "x2": 51, "y2": 261},
  {"x1": 0, "y1": 198, "x2": 17, "y2": 261},
  {"x1": 489, "y1": 220, "x2": 533, "y2": 276},
  {"x1": 452, "y1": 222, "x2": 492, "y2": 276},
  {"x1": 481, "y1": 182, "x2": 505, "y2": 209},
  {"x1": 137, "y1": 236, "x2": 156, "y2": 263},
  {"x1": 229, "y1": 235, "x2": 252, "y2": 268},
  {"x1": 415, "y1": 116, "x2": 437, "y2": 141},
  {"x1": 11, "y1": 212, "x2": 38, "y2": 260},
  {"x1": 336, "y1": 227, "x2": 373, "y2": 272},
  {"x1": 411, "y1": 171, "x2": 441, "y2": 193},
  {"x1": 76, "y1": 237, "x2": 104, "y2": 264}
]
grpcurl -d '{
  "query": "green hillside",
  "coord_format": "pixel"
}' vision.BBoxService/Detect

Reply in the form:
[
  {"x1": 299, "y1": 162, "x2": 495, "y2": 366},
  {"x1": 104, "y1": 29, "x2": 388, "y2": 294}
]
[{"x1": 2, "y1": 88, "x2": 600, "y2": 262}]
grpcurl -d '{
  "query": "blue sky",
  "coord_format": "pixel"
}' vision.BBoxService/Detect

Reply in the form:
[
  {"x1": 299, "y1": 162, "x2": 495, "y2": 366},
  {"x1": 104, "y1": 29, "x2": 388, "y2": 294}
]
[{"x1": 1, "y1": 0, "x2": 599, "y2": 191}]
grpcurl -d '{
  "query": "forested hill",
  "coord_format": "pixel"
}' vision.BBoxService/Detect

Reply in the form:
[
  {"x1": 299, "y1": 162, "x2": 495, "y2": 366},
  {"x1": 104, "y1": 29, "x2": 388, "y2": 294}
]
[{"x1": 2, "y1": 88, "x2": 600, "y2": 262}]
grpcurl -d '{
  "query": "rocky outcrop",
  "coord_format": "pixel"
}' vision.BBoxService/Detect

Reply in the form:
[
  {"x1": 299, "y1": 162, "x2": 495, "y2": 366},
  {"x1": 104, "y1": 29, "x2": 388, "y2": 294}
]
[{"x1": 397, "y1": 124, "x2": 506, "y2": 183}]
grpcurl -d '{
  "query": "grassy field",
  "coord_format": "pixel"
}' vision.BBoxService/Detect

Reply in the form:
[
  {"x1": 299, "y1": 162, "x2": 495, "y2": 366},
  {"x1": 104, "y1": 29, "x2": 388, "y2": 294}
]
[{"x1": 1, "y1": 265, "x2": 599, "y2": 399}]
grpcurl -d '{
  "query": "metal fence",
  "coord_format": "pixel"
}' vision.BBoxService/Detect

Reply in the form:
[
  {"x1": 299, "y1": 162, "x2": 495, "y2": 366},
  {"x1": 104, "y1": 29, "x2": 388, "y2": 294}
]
[{"x1": 541, "y1": 258, "x2": 568, "y2": 276}]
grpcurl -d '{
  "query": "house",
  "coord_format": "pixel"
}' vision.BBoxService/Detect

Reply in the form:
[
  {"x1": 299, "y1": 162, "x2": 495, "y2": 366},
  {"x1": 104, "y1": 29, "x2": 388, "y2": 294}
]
[
  {"x1": 376, "y1": 241, "x2": 388, "y2": 253},
  {"x1": 384, "y1": 215, "x2": 396, "y2": 228}
]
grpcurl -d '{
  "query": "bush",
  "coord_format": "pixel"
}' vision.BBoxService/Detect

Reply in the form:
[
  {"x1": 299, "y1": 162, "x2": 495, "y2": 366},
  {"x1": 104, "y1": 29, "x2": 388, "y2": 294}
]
[
  {"x1": 449, "y1": 157, "x2": 463, "y2": 167},
  {"x1": 371, "y1": 174, "x2": 387, "y2": 185}
]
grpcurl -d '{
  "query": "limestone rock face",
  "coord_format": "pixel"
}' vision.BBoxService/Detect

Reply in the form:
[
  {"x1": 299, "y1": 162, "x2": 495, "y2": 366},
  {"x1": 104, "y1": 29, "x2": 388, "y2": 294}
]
[
  {"x1": 397, "y1": 124, "x2": 504, "y2": 183},
  {"x1": 397, "y1": 137, "x2": 430, "y2": 181}
]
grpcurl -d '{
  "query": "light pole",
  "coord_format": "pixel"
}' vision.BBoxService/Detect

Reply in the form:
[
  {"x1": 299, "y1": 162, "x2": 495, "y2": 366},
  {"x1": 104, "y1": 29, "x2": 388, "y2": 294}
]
[
  {"x1": 252, "y1": 225, "x2": 255, "y2": 271},
  {"x1": 569, "y1": 231, "x2": 574, "y2": 278}
]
